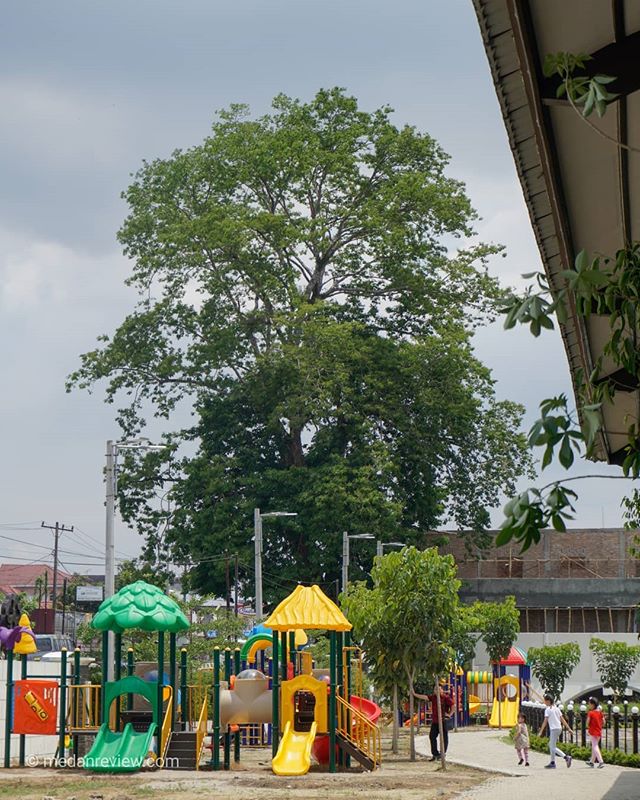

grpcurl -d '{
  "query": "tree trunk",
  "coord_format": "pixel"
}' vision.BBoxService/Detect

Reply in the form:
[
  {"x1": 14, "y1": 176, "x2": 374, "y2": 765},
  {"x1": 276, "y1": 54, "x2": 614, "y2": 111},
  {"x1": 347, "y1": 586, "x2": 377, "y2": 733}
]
[
  {"x1": 435, "y1": 678, "x2": 446, "y2": 771},
  {"x1": 391, "y1": 683, "x2": 399, "y2": 755},
  {"x1": 408, "y1": 676, "x2": 416, "y2": 761},
  {"x1": 494, "y1": 664, "x2": 502, "y2": 729},
  {"x1": 286, "y1": 426, "x2": 305, "y2": 467}
]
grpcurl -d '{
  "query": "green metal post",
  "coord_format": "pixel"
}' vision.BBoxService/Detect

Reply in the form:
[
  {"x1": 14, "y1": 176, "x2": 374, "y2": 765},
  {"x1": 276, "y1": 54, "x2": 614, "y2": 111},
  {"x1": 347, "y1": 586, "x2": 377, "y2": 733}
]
[
  {"x1": 114, "y1": 633, "x2": 122, "y2": 731},
  {"x1": 72, "y1": 648, "x2": 80, "y2": 759},
  {"x1": 19, "y1": 655, "x2": 27, "y2": 766},
  {"x1": 127, "y1": 648, "x2": 134, "y2": 711},
  {"x1": 211, "y1": 647, "x2": 221, "y2": 770},
  {"x1": 180, "y1": 648, "x2": 188, "y2": 727},
  {"x1": 169, "y1": 633, "x2": 177, "y2": 732},
  {"x1": 288, "y1": 632, "x2": 296, "y2": 676},
  {"x1": 3, "y1": 649, "x2": 13, "y2": 767},
  {"x1": 280, "y1": 632, "x2": 287, "y2": 682},
  {"x1": 101, "y1": 631, "x2": 109, "y2": 723},
  {"x1": 223, "y1": 728, "x2": 231, "y2": 770},
  {"x1": 233, "y1": 648, "x2": 241, "y2": 763},
  {"x1": 271, "y1": 630, "x2": 280, "y2": 757},
  {"x1": 329, "y1": 631, "x2": 337, "y2": 773},
  {"x1": 156, "y1": 632, "x2": 165, "y2": 757},
  {"x1": 223, "y1": 649, "x2": 231, "y2": 770},
  {"x1": 336, "y1": 632, "x2": 344, "y2": 767},
  {"x1": 344, "y1": 631, "x2": 351, "y2": 769},
  {"x1": 58, "y1": 648, "x2": 68, "y2": 763}
]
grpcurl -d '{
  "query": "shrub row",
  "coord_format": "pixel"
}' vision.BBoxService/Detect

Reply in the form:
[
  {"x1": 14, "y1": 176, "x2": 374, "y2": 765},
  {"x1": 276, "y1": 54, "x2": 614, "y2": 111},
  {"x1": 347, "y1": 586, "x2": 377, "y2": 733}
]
[{"x1": 528, "y1": 733, "x2": 640, "y2": 768}]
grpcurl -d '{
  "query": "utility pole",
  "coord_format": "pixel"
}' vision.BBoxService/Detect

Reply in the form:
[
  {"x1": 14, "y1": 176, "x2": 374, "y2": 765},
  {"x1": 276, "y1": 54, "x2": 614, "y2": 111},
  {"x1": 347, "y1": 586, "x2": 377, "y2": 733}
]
[
  {"x1": 225, "y1": 554, "x2": 231, "y2": 615},
  {"x1": 234, "y1": 553, "x2": 239, "y2": 617},
  {"x1": 254, "y1": 508, "x2": 263, "y2": 619},
  {"x1": 41, "y1": 521, "x2": 74, "y2": 634}
]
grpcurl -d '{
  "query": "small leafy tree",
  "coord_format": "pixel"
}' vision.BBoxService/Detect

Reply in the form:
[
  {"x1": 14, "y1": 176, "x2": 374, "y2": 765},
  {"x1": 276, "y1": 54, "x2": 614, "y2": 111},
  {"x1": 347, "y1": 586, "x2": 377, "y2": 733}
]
[
  {"x1": 590, "y1": 638, "x2": 640, "y2": 702},
  {"x1": 116, "y1": 558, "x2": 173, "y2": 591},
  {"x1": 475, "y1": 597, "x2": 520, "y2": 728},
  {"x1": 346, "y1": 547, "x2": 460, "y2": 762},
  {"x1": 342, "y1": 579, "x2": 408, "y2": 755},
  {"x1": 528, "y1": 643, "x2": 581, "y2": 702}
]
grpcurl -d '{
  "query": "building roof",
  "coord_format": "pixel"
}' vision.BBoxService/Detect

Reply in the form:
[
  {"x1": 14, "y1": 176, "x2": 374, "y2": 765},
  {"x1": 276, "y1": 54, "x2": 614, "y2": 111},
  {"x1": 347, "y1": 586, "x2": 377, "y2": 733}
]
[
  {"x1": 472, "y1": 0, "x2": 640, "y2": 464},
  {"x1": 0, "y1": 564, "x2": 71, "y2": 587},
  {"x1": 264, "y1": 584, "x2": 352, "y2": 632},
  {"x1": 500, "y1": 645, "x2": 528, "y2": 665}
]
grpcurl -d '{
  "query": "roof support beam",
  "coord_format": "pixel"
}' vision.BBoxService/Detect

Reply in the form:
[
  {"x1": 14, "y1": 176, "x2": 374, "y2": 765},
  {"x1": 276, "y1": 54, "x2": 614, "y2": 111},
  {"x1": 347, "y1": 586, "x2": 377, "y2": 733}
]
[{"x1": 540, "y1": 30, "x2": 640, "y2": 101}]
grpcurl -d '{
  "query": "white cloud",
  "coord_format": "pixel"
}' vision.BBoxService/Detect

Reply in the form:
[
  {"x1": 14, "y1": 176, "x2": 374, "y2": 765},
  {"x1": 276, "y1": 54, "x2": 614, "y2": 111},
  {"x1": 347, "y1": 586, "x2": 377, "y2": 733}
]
[
  {"x1": 0, "y1": 226, "x2": 129, "y2": 312},
  {"x1": 0, "y1": 78, "x2": 131, "y2": 169}
]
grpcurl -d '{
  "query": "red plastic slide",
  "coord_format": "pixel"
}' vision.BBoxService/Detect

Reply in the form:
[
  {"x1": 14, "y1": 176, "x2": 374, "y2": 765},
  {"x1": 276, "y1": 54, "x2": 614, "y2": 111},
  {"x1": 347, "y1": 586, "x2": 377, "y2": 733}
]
[{"x1": 311, "y1": 695, "x2": 382, "y2": 764}]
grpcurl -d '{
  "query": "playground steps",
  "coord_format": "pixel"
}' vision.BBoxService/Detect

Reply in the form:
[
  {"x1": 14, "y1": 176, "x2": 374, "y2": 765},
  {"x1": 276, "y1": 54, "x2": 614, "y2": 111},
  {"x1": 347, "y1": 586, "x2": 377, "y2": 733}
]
[
  {"x1": 120, "y1": 710, "x2": 154, "y2": 732},
  {"x1": 164, "y1": 730, "x2": 198, "y2": 770},
  {"x1": 335, "y1": 732, "x2": 376, "y2": 772}
]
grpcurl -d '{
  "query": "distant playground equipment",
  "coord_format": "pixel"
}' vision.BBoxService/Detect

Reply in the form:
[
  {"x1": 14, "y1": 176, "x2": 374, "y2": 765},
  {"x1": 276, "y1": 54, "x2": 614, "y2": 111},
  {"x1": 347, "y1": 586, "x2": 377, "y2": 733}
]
[
  {"x1": 1, "y1": 581, "x2": 381, "y2": 776},
  {"x1": 488, "y1": 646, "x2": 530, "y2": 729}
]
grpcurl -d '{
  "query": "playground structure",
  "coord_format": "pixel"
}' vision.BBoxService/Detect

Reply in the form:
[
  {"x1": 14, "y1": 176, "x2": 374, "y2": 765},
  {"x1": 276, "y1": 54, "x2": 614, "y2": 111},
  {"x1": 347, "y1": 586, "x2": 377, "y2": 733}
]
[
  {"x1": 1, "y1": 581, "x2": 381, "y2": 775},
  {"x1": 488, "y1": 646, "x2": 530, "y2": 728}
]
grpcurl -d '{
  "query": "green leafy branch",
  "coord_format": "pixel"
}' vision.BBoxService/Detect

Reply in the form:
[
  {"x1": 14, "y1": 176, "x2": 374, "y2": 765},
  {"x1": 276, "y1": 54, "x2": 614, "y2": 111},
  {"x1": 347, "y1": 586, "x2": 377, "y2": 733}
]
[{"x1": 543, "y1": 51, "x2": 640, "y2": 154}]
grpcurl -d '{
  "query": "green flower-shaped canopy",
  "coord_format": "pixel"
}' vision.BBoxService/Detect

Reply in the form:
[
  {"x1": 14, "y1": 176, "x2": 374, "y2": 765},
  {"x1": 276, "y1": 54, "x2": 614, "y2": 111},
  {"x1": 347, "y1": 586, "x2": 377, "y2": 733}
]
[{"x1": 91, "y1": 581, "x2": 190, "y2": 633}]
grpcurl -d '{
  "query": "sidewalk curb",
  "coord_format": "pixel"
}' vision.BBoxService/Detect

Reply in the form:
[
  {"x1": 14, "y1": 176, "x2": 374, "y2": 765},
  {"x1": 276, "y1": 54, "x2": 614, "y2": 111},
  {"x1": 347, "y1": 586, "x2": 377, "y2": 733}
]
[{"x1": 445, "y1": 757, "x2": 524, "y2": 777}]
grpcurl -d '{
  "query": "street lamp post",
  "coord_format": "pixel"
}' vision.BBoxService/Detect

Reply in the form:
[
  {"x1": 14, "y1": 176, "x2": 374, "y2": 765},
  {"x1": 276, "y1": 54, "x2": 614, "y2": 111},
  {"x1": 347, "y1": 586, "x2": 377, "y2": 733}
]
[
  {"x1": 253, "y1": 509, "x2": 297, "y2": 619},
  {"x1": 376, "y1": 541, "x2": 404, "y2": 559},
  {"x1": 341, "y1": 533, "x2": 375, "y2": 595},
  {"x1": 105, "y1": 437, "x2": 166, "y2": 679}
]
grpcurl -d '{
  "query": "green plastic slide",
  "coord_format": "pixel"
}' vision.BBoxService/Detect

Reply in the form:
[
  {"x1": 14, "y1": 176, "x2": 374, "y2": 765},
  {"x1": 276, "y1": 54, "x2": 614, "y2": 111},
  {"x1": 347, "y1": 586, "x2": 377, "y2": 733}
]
[{"x1": 83, "y1": 722, "x2": 157, "y2": 772}]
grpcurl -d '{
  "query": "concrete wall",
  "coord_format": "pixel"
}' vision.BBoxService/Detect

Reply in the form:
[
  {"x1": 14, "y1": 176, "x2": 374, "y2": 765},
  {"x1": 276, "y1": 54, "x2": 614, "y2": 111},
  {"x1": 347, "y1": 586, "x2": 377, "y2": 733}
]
[
  {"x1": 472, "y1": 633, "x2": 640, "y2": 702},
  {"x1": 0, "y1": 660, "x2": 63, "y2": 764},
  {"x1": 460, "y1": 577, "x2": 640, "y2": 610}
]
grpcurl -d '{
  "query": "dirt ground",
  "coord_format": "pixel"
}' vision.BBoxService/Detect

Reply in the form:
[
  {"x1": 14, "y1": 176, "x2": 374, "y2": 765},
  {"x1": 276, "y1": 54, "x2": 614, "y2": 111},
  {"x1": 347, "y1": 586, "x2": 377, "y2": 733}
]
[{"x1": 0, "y1": 730, "x2": 488, "y2": 800}]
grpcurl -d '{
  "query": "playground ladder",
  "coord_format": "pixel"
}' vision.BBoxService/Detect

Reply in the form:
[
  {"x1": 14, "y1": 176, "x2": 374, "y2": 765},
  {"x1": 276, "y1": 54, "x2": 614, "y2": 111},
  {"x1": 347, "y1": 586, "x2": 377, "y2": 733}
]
[{"x1": 335, "y1": 695, "x2": 381, "y2": 771}]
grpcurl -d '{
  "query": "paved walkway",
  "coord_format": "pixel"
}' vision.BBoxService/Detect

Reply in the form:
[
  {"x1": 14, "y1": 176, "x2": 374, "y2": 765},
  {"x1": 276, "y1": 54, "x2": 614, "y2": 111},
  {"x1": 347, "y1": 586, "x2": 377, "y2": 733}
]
[{"x1": 415, "y1": 729, "x2": 638, "y2": 800}]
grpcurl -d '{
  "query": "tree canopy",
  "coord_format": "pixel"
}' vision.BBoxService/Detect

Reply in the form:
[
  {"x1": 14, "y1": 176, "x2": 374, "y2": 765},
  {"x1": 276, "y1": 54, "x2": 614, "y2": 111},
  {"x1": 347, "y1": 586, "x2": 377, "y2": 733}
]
[
  {"x1": 528, "y1": 642, "x2": 581, "y2": 702},
  {"x1": 590, "y1": 637, "x2": 640, "y2": 702},
  {"x1": 69, "y1": 88, "x2": 531, "y2": 600}
]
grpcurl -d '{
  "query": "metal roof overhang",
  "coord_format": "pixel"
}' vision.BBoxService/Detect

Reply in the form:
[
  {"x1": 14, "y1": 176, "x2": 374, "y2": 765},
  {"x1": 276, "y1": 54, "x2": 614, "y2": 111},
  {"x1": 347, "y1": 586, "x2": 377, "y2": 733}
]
[{"x1": 472, "y1": 0, "x2": 640, "y2": 464}]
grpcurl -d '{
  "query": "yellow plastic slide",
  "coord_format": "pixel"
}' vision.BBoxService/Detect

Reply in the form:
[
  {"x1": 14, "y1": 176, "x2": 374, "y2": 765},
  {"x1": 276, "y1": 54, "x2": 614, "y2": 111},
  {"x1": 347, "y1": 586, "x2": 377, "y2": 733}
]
[
  {"x1": 489, "y1": 698, "x2": 519, "y2": 728},
  {"x1": 272, "y1": 721, "x2": 318, "y2": 776},
  {"x1": 489, "y1": 674, "x2": 520, "y2": 728}
]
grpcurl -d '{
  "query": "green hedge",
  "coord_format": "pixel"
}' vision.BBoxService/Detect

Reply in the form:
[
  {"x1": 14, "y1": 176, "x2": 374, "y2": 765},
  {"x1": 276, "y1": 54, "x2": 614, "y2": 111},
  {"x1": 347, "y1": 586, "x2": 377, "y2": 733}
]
[{"x1": 528, "y1": 733, "x2": 640, "y2": 768}]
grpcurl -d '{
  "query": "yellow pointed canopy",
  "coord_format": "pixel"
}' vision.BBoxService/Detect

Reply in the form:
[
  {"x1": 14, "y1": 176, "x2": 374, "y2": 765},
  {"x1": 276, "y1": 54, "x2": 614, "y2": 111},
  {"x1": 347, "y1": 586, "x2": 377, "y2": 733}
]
[{"x1": 264, "y1": 584, "x2": 352, "y2": 631}]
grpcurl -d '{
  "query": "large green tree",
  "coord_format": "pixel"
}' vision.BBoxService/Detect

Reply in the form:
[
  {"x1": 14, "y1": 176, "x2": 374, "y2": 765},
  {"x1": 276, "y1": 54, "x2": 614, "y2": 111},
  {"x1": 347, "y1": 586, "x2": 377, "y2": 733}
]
[{"x1": 69, "y1": 88, "x2": 531, "y2": 599}]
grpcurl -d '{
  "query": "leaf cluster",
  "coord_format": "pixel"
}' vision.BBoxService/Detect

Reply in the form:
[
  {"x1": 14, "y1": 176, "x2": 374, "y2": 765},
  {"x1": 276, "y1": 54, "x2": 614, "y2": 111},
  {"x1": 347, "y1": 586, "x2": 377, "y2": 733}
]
[
  {"x1": 528, "y1": 642, "x2": 581, "y2": 701},
  {"x1": 589, "y1": 637, "x2": 640, "y2": 701},
  {"x1": 498, "y1": 244, "x2": 640, "y2": 549},
  {"x1": 543, "y1": 52, "x2": 618, "y2": 118}
]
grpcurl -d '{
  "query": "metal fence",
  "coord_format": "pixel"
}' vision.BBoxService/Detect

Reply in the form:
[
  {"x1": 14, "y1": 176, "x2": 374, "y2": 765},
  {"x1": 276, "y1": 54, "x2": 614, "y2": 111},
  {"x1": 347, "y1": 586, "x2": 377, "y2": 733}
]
[{"x1": 521, "y1": 701, "x2": 640, "y2": 755}]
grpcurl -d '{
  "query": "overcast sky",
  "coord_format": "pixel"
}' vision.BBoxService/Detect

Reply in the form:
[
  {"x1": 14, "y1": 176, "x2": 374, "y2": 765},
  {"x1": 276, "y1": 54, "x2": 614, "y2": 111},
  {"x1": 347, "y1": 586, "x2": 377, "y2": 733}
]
[{"x1": 0, "y1": 0, "x2": 629, "y2": 575}]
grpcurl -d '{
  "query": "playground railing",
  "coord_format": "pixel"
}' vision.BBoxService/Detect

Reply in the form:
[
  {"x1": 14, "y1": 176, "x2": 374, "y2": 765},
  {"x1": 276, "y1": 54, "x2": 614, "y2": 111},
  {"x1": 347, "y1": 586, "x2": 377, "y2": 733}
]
[
  {"x1": 161, "y1": 686, "x2": 173, "y2": 761},
  {"x1": 195, "y1": 694, "x2": 208, "y2": 771},
  {"x1": 187, "y1": 684, "x2": 210, "y2": 730},
  {"x1": 336, "y1": 695, "x2": 381, "y2": 768},
  {"x1": 67, "y1": 684, "x2": 102, "y2": 731}
]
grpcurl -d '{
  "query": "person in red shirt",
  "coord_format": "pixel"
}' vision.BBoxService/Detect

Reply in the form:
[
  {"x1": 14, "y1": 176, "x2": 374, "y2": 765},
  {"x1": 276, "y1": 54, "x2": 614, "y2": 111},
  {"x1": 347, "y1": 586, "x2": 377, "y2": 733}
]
[
  {"x1": 428, "y1": 688, "x2": 454, "y2": 760},
  {"x1": 586, "y1": 697, "x2": 605, "y2": 768}
]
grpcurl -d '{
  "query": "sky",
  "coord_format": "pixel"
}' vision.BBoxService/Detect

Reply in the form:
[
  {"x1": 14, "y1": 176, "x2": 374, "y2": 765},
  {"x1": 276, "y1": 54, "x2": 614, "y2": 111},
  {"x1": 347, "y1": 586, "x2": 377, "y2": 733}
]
[{"x1": 0, "y1": 0, "x2": 630, "y2": 576}]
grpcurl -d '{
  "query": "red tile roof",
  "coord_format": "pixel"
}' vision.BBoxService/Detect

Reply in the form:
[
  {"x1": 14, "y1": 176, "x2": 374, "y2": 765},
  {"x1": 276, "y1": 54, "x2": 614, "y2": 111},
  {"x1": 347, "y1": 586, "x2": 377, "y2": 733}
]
[{"x1": 0, "y1": 564, "x2": 71, "y2": 587}]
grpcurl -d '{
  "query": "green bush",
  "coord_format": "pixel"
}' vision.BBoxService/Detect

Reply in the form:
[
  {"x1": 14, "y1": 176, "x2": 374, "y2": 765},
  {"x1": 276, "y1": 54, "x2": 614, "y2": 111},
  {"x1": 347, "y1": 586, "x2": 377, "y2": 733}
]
[{"x1": 528, "y1": 733, "x2": 640, "y2": 768}]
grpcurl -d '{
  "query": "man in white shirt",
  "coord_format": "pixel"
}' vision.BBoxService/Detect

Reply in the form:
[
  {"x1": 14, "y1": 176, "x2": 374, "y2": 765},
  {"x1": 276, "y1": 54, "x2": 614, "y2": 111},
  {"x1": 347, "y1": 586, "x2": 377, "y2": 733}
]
[{"x1": 539, "y1": 694, "x2": 573, "y2": 768}]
